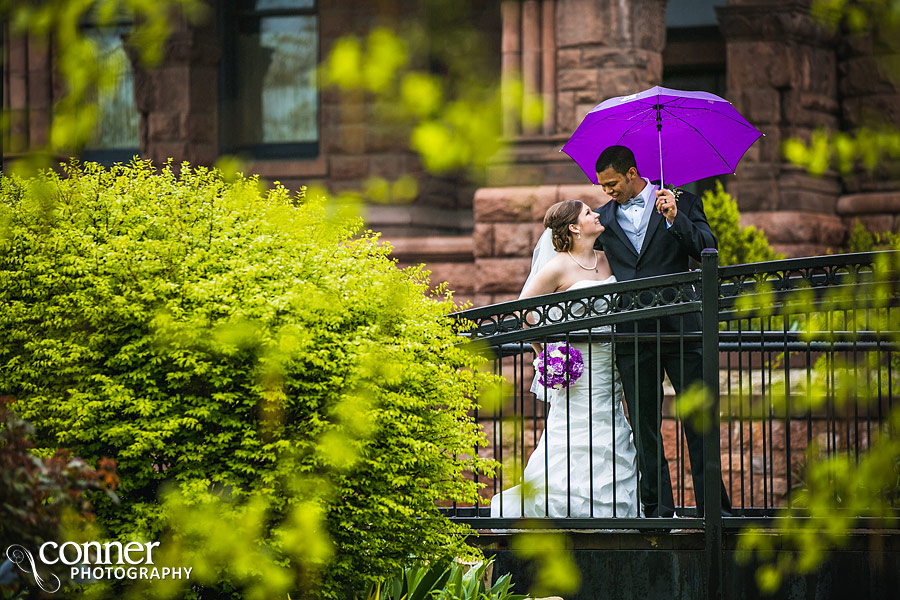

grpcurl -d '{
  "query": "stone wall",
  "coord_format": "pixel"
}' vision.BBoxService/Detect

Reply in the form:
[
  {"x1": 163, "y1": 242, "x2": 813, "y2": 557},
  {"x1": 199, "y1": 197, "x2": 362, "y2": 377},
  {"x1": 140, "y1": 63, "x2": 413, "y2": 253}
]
[
  {"x1": 3, "y1": 32, "x2": 54, "y2": 158},
  {"x1": 472, "y1": 184, "x2": 611, "y2": 305},
  {"x1": 717, "y1": 0, "x2": 846, "y2": 257},
  {"x1": 131, "y1": 16, "x2": 220, "y2": 169},
  {"x1": 489, "y1": 0, "x2": 667, "y2": 188},
  {"x1": 282, "y1": 1, "x2": 497, "y2": 237},
  {"x1": 387, "y1": 235, "x2": 477, "y2": 307},
  {"x1": 833, "y1": 18, "x2": 900, "y2": 239}
]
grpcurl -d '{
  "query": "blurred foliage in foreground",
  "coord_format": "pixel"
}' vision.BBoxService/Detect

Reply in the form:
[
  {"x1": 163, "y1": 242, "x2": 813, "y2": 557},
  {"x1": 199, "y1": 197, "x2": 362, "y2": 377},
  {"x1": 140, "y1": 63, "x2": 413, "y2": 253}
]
[
  {"x1": 784, "y1": 0, "x2": 900, "y2": 175},
  {"x1": 1, "y1": 0, "x2": 207, "y2": 173},
  {"x1": 319, "y1": 2, "x2": 542, "y2": 195},
  {"x1": 768, "y1": 1, "x2": 900, "y2": 588},
  {"x1": 729, "y1": 249, "x2": 900, "y2": 593},
  {"x1": 0, "y1": 160, "x2": 498, "y2": 599}
]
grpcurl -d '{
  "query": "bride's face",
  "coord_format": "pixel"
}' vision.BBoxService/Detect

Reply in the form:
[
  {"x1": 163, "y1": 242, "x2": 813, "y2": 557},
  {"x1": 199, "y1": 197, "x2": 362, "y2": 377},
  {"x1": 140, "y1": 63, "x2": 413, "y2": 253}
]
[{"x1": 571, "y1": 202, "x2": 603, "y2": 238}]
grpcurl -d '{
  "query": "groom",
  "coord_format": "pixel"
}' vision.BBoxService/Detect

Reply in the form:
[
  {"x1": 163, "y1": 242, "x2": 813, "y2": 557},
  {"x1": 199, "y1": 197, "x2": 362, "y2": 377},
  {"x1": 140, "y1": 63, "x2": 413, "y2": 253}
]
[{"x1": 592, "y1": 145, "x2": 731, "y2": 518}]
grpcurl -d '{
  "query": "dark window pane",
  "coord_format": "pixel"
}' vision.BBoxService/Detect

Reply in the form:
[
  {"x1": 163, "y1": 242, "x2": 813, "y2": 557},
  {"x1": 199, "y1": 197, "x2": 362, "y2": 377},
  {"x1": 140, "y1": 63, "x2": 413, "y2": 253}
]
[
  {"x1": 221, "y1": 0, "x2": 319, "y2": 158},
  {"x1": 251, "y1": 0, "x2": 315, "y2": 9},
  {"x1": 235, "y1": 15, "x2": 317, "y2": 145},
  {"x1": 666, "y1": 0, "x2": 727, "y2": 27}
]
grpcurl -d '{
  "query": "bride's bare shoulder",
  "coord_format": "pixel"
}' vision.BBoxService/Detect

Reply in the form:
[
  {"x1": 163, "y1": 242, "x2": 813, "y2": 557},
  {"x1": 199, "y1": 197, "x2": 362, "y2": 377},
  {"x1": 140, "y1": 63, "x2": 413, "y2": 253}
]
[
  {"x1": 535, "y1": 253, "x2": 568, "y2": 280},
  {"x1": 521, "y1": 252, "x2": 569, "y2": 298}
]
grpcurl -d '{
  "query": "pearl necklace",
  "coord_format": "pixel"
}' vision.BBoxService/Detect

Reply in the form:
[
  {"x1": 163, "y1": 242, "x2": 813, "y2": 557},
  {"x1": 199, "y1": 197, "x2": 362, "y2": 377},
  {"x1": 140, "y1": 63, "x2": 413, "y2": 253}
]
[{"x1": 567, "y1": 250, "x2": 599, "y2": 272}]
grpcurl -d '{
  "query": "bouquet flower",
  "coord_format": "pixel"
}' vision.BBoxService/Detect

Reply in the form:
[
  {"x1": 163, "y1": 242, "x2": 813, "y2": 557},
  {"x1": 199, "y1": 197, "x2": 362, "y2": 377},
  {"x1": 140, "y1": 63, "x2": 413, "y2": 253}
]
[{"x1": 534, "y1": 343, "x2": 584, "y2": 389}]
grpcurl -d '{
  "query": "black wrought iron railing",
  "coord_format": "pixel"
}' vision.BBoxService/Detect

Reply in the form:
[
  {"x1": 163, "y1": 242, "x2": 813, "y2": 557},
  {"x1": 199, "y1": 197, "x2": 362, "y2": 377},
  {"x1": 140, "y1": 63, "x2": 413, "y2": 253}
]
[{"x1": 446, "y1": 250, "x2": 900, "y2": 534}]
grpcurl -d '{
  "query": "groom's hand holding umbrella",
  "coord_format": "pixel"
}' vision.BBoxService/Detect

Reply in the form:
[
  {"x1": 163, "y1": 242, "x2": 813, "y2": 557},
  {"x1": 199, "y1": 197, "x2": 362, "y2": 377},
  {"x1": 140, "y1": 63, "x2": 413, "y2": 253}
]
[{"x1": 655, "y1": 188, "x2": 677, "y2": 225}]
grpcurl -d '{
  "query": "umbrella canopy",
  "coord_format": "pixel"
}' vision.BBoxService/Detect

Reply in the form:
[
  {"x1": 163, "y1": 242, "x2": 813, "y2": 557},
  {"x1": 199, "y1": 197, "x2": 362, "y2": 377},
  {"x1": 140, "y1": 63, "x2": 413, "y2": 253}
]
[{"x1": 561, "y1": 86, "x2": 763, "y2": 188}]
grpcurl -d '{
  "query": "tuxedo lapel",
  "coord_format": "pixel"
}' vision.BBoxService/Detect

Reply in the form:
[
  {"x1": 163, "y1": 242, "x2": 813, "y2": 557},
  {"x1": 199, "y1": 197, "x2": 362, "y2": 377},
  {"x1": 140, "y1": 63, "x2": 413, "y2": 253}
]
[
  {"x1": 637, "y1": 208, "x2": 665, "y2": 262},
  {"x1": 601, "y1": 202, "x2": 638, "y2": 258}
]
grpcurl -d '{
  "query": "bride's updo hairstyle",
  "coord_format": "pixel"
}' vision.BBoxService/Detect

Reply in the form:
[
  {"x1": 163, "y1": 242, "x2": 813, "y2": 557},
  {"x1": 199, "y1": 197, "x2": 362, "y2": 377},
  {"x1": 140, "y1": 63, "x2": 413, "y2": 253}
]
[{"x1": 543, "y1": 200, "x2": 583, "y2": 252}]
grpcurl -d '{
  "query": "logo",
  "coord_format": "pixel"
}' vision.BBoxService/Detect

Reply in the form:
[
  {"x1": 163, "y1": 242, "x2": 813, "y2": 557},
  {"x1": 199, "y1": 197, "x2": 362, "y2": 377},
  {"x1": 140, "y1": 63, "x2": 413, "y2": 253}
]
[
  {"x1": 5, "y1": 541, "x2": 192, "y2": 593},
  {"x1": 6, "y1": 545, "x2": 61, "y2": 593}
]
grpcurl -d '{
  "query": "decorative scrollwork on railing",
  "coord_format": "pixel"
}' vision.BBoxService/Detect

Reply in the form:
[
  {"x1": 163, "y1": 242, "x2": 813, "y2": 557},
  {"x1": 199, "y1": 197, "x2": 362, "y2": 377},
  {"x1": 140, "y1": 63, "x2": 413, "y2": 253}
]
[
  {"x1": 717, "y1": 251, "x2": 900, "y2": 312},
  {"x1": 451, "y1": 271, "x2": 703, "y2": 344}
]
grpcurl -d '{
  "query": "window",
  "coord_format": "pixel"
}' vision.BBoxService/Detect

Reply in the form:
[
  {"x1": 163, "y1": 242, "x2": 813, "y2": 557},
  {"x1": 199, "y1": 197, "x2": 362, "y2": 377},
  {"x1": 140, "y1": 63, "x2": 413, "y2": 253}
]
[
  {"x1": 81, "y1": 22, "x2": 141, "y2": 164},
  {"x1": 665, "y1": 0, "x2": 727, "y2": 28},
  {"x1": 220, "y1": 0, "x2": 319, "y2": 159}
]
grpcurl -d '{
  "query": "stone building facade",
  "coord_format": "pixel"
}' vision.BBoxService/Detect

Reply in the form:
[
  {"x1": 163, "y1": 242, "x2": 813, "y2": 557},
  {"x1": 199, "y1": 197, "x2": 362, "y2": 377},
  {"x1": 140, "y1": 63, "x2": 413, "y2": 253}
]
[{"x1": 3, "y1": 0, "x2": 900, "y2": 307}]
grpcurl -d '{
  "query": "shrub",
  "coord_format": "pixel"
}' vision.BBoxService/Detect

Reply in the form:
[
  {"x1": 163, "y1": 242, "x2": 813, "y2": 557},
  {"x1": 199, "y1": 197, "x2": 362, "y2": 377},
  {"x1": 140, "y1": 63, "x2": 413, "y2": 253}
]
[
  {"x1": 0, "y1": 161, "x2": 495, "y2": 598},
  {"x1": 0, "y1": 400, "x2": 118, "y2": 554},
  {"x1": 359, "y1": 557, "x2": 527, "y2": 600},
  {"x1": 702, "y1": 181, "x2": 783, "y2": 266},
  {"x1": 846, "y1": 218, "x2": 900, "y2": 253},
  {"x1": 0, "y1": 401, "x2": 118, "y2": 596}
]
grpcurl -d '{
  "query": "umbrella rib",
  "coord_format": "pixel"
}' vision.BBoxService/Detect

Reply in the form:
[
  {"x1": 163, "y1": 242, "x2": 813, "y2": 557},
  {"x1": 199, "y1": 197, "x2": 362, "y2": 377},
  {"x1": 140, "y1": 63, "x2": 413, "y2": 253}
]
[
  {"x1": 567, "y1": 110, "x2": 657, "y2": 141},
  {"x1": 614, "y1": 116, "x2": 658, "y2": 142},
  {"x1": 659, "y1": 104, "x2": 761, "y2": 132},
  {"x1": 659, "y1": 107, "x2": 736, "y2": 169}
]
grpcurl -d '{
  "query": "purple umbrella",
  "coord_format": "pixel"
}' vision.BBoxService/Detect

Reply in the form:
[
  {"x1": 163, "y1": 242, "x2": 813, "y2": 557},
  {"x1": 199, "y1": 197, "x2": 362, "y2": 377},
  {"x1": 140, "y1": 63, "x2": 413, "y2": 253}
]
[{"x1": 561, "y1": 86, "x2": 763, "y2": 188}]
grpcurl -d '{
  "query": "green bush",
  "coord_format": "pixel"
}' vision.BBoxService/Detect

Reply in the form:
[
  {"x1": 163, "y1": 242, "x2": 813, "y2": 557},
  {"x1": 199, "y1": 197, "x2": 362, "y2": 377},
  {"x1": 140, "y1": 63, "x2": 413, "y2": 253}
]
[
  {"x1": 702, "y1": 181, "x2": 783, "y2": 266},
  {"x1": 360, "y1": 557, "x2": 527, "y2": 600},
  {"x1": 0, "y1": 161, "x2": 495, "y2": 598},
  {"x1": 846, "y1": 218, "x2": 900, "y2": 253}
]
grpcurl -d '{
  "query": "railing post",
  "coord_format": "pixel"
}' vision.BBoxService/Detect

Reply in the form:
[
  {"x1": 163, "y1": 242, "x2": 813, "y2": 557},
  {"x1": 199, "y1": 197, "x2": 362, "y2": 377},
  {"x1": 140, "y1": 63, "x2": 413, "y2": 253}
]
[{"x1": 701, "y1": 248, "x2": 722, "y2": 600}]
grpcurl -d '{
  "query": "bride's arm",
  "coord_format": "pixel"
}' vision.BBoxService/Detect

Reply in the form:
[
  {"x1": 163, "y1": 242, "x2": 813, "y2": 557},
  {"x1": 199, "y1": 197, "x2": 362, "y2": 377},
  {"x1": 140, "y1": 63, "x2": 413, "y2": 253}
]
[{"x1": 518, "y1": 259, "x2": 563, "y2": 355}]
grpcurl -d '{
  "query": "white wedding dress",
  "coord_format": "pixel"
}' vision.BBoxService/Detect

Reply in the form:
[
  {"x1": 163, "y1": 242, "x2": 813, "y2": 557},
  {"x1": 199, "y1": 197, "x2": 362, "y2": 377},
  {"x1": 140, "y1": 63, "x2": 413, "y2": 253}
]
[{"x1": 489, "y1": 277, "x2": 640, "y2": 518}]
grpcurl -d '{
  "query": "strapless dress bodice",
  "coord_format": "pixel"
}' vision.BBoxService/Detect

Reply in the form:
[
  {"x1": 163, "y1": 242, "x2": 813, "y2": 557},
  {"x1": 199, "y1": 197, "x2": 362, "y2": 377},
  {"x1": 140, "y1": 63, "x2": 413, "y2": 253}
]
[{"x1": 565, "y1": 275, "x2": 617, "y2": 292}]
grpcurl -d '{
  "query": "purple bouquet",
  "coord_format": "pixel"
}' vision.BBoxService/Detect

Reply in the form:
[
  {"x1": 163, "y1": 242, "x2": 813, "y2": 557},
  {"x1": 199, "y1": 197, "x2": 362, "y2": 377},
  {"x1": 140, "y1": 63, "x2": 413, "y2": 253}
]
[{"x1": 534, "y1": 343, "x2": 584, "y2": 389}]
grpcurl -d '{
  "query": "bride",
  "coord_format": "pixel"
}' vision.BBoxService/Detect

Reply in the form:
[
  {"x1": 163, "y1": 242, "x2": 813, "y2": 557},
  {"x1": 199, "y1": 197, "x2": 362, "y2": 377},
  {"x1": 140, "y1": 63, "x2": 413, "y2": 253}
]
[{"x1": 489, "y1": 200, "x2": 640, "y2": 518}]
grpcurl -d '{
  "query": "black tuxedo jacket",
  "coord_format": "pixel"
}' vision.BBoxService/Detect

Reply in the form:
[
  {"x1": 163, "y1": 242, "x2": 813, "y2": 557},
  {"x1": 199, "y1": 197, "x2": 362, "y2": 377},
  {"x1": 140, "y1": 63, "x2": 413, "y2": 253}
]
[{"x1": 593, "y1": 188, "x2": 716, "y2": 342}]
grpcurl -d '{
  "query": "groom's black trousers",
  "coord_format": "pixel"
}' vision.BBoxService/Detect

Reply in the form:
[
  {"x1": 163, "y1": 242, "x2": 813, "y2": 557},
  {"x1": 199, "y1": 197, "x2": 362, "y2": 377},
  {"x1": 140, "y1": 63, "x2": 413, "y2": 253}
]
[{"x1": 615, "y1": 343, "x2": 731, "y2": 518}]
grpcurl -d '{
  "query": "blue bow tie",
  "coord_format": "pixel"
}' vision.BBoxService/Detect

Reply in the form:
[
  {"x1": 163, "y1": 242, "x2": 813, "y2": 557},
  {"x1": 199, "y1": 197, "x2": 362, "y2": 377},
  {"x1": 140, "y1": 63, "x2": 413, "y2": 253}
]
[{"x1": 621, "y1": 195, "x2": 644, "y2": 209}]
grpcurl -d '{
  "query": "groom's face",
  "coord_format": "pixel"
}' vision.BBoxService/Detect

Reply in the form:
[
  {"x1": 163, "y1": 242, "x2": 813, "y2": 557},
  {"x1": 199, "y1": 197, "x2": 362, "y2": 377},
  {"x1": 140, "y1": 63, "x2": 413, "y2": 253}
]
[{"x1": 596, "y1": 166, "x2": 640, "y2": 204}]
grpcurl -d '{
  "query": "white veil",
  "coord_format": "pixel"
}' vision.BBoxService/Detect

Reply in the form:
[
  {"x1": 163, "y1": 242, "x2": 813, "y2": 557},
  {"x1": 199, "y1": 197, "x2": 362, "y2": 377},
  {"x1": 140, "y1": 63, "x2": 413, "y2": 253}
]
[
  {"x1": 522, "y1": 228, "x2": 556, "y2": 296},
  {"x1": 524, "y1": 228, "x2": 557, "y2": 398}
]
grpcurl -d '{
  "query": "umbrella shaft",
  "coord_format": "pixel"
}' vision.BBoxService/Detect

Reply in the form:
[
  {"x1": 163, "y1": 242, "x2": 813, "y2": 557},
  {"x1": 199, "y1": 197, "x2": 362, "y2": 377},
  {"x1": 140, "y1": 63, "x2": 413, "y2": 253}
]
[{"x1": 658, "y1": 121, "x2": 664, "y2": 188}]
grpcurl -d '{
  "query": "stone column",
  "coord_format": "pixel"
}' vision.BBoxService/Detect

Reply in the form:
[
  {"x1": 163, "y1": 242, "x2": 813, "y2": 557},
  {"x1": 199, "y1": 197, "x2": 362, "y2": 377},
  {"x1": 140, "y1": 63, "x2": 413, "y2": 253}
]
[
  {"x1": 521, "y1": 0, "x2": 542, "y2": 136},
  {"x1": 2, "y1": 31, "x2": 54, "y2": 159},
  {"x1": 131, "y1": 14, "x2": 220, "y2": 168},
  {"x1": 501, "y1": 1, "x2": 523, "y2": 138},
  {"x1": 717, "y1": 0, "x2": 846, "y2": 257},
  {"x1": 489, "y1": 0, "x2": 666, "y2": 186},
  {"x1": 5, "y1": 33, "x2": 30, "y2": 155},
  {"x1": 541, "y1": 0, "x2": 557, "y2": 135},
  {"x1": 554, "y1": 0, "x2": 666, "y2": 135},
  {"x1": 501, "y1": 0, "x2": 559, "y2": 138}
]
